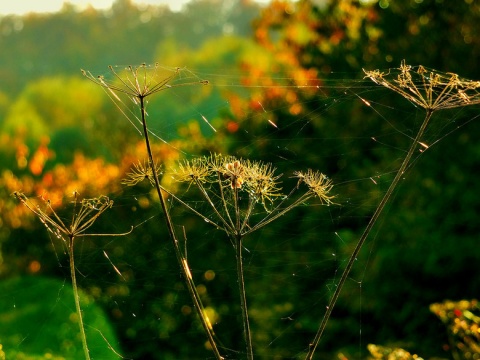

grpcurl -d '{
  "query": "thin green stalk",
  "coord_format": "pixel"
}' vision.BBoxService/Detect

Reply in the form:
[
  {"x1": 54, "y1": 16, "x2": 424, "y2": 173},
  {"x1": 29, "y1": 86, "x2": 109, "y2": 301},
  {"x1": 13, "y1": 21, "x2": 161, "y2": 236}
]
[
  {"x1": 305, "y1": 110, "x2": 433, "y2": 360},
  {"x1": 139, "y1": 97, "x2": 223, "y2": 360},
  {"x1": 235, "y1": 235, "x2": 254, "y2": 360},
  {"x1": 234, "y1": 184, "x2": 241, "y2": 231},
  {"x1": 240, "y1": 197, "x2": 256, "y2": 234},
  {"x1": 68, "y1": 236, "x2": 91, "y2": 360}
]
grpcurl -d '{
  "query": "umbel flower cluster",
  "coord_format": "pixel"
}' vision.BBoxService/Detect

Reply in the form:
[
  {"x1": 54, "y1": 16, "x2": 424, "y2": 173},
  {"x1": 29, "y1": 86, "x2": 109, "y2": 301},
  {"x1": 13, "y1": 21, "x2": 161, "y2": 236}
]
[
  {"x1": 13, "y1": 191, "x2": 131, "y2": 360},
  {"x1": 123, "y1": 153, "x2": 334, "y2": 237},
  {"x1": 121, "y1": 159, "x2": 162, "y2": 187},
  {"x1": 13, "y1": 191, "x2": 115, "y2": 241},
  {"x1": 363, "y1": 59, "x2": 480, "y2": 111},
  {"x1": 122, "y1": 153, "x2": 334, "y2": 360}
]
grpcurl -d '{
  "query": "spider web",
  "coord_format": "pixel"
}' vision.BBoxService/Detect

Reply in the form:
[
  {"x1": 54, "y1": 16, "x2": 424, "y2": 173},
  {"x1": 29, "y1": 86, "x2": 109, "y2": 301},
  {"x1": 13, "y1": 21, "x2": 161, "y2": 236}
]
[{"x1": 3, "y1": 63, "x2": 480, "y2": 360}]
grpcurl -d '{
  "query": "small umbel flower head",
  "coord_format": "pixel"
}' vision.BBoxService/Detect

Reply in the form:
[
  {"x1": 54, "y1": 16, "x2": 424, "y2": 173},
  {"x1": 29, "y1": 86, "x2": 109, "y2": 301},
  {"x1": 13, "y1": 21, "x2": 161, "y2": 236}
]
[
  {"x1": 171, "y1": 157, "x2": 210, "y2": 184},
  {"x1": 243, "y1": 160, "x2": 282, "y2": 209},
  {"x1": 294, "y1": 169, "x2": 335, "y2": 204},
  {"x1": 207, "y1": 154, "x2": 282, "y2": 198},
  {"x1": 122, "y1": 159, "x2": 162, "y2": 187},
  {"x1": 13, "y1": 191, "x2": 118, "y2": 240}
]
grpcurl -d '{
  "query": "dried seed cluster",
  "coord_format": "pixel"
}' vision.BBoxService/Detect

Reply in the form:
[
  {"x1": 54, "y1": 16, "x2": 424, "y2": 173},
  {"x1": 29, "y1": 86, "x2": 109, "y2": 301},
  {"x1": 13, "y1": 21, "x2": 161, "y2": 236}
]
[
  {"x1": 364, "y1": 60, "x2": 480, "y2": 111},
  {"x1": 168, "y1": 153, "x2": 334, "y2": 237}
]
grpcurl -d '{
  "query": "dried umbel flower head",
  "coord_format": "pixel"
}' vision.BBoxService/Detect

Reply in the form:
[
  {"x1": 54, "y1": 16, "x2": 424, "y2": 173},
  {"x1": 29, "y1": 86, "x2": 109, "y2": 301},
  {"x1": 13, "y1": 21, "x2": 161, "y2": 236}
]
[
  {"x1": 293, "y1": 169, "x2": 335, "y2": 204},
  {"x1": 14, "y1": 191, "x2": 132, "y2": 360},
  {"x1": 171, "y1": 157, "x2": 210, "y2": 184},
  {"x1": 13, "y1": 191, "x2": 129, "y2": 240},
  {"x1": 363, "y1": 60, "x2": 480, "y2": 111},
  {"x1": 122, "y1": 159, "x2": 162, "y2": 187},
  {"x1": 81, "y1": 63, "x2": 209, "y2": 100},
  {"x1": 169, "y1": 154, "x2": 334, "y2": 236},
  {"x1": 207, "y1": 153, "x2": 236, "y2": 174},
  {"x1": 205, "y1": 154, "x2": 281, "y2": 196},
  {"x1": 243, "y1": 160, "x2": 282, "y2": 207},
  {"x1": 206, "y1": 155, "x2": 283, "y2": 202}
]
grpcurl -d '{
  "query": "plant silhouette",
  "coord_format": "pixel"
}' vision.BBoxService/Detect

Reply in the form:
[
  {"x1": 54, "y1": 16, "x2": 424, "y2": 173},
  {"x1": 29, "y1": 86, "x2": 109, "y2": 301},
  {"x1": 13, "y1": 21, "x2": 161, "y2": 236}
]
[
  {"x1": 305, "y1": 61, "x2": 480, "y2": 359},
  {"x1": 13, "y1": 191, "x2": 131, "y2": 360}
]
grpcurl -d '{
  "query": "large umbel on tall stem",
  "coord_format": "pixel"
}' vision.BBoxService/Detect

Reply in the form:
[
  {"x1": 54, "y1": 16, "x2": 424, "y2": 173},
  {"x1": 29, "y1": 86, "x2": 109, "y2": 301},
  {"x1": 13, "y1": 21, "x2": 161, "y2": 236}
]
[{"x1": 306, "y1": 60, "x2": 480, "y2": 359}]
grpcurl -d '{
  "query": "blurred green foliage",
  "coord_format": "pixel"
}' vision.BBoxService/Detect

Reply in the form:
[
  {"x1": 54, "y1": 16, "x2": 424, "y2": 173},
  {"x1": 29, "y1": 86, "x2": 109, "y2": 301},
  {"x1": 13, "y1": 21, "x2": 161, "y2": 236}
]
[
  {"x1": 0, "y1": 276, "x2": 119, "y2": 359},
  {"x1": 1, "y1": 0, "x2": 480, "y2": 359}
]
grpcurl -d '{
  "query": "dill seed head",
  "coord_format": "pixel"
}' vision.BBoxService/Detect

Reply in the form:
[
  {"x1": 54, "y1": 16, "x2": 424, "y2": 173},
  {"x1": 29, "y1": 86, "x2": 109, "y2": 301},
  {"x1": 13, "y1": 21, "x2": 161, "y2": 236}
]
[
  {"x1": 207, "y1": 153, "x2": 235, "y2": 172},
  {"x1": 243, "y1": 160, "x2": 282, "y2": 207},
  {"x1": 13, "y1": 191, "x2": 114, "y2": 239},
  {"x1": 172, "y1": 154, "x2": 284, "y2": 202},
  {"x1": 294, "y1": 169, "x2": 335, "y2": 204},
  {"x1": 206, "y1": 153, "x2": 243, "y2": 188},
  {"x1": 208, "y1": 155, "x2": 282, "y2": 196},
  {"x1": 172, "y1": 158, "x2": 210, "y2": 184},
  {"x1": 122, "y1": 159, "x2": 161, "y2": 187},
  {"x1": 169, "y1": 154, "x2": 335, "y2": 237},
  {"x1": 82, "y1": 63, "x2": 209, "y2": 100},
  {"x1": 82, "y1": 63, "x2": 179, "y2": 98},
  {"x1": 363, "y1": 59, "x2": 480, "y2": 111}
]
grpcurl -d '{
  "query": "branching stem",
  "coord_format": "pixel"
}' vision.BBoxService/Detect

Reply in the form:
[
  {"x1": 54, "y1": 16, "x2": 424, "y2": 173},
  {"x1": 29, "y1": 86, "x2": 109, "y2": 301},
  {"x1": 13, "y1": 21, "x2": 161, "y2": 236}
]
[
  {"x1": 139, "y1": 96, "x2": 223, "y2": 360},
  {"x1": 305, "y1": 110, "x2": 433, "y2": 360}
]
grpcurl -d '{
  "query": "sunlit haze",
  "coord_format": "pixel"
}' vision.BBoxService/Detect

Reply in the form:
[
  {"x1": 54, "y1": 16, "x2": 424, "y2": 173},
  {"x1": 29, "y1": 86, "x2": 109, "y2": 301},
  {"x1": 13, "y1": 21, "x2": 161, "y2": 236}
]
[{"x1": 0, "y1": 0, "x2": 271, "y2": 15}]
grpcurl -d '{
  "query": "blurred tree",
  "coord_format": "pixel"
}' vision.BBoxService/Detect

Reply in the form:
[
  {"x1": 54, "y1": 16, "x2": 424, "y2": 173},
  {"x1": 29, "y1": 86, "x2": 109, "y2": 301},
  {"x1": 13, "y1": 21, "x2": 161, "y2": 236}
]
[{"x1": 0, "y1": 0, "x2": 262, "y2": 95}]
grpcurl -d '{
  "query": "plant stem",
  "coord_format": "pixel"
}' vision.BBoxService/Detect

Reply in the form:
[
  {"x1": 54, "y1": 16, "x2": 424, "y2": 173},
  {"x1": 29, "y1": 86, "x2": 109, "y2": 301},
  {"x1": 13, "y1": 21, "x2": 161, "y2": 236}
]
[
  {"x1": 235, "y1": 236, "x2": 254, "y2": 360},
  {"x1": 68, "y1": 236, "x2": 91, "y2": 360},
  {"x1": 305, "y1": 110, "x2": 433, "y2": 360},
  {"x1": 139, "y1": 97, "x2": 223, "y2": 360}
]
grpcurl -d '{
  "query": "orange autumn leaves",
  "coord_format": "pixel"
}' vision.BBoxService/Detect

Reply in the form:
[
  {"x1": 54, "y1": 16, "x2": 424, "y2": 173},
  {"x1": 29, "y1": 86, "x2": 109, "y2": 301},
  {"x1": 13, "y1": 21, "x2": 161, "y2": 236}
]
[
  {"x1": 1, "y1": 135, "x2": 179, "y2": 230},
  {"x1": 224, "y1": 0, "x2": 383, "y2": 130}
]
